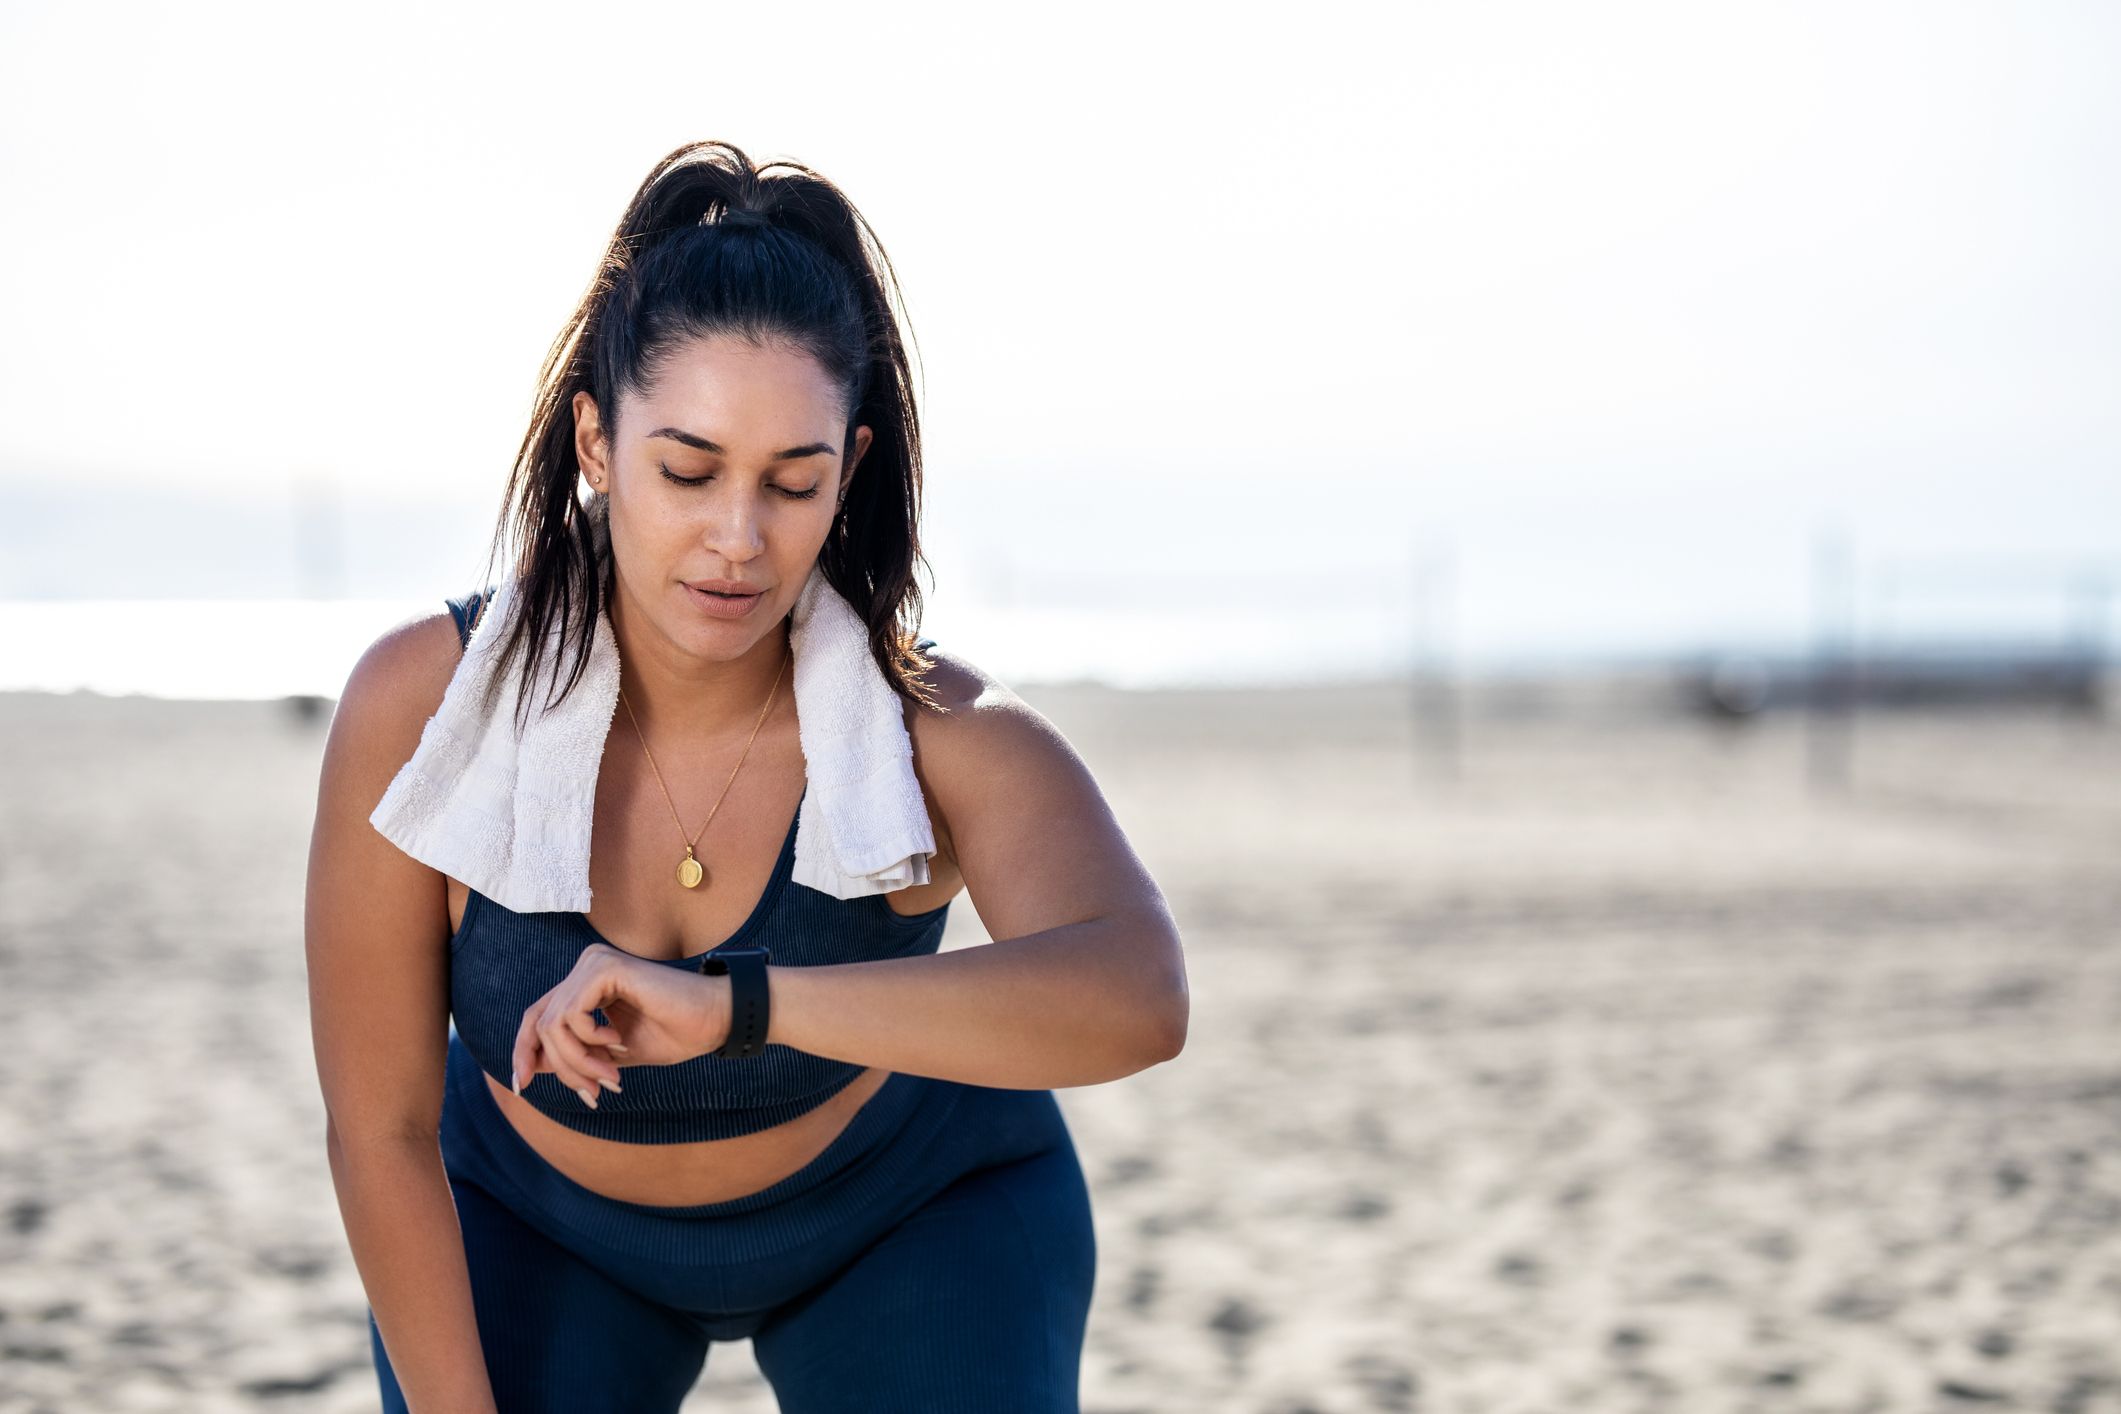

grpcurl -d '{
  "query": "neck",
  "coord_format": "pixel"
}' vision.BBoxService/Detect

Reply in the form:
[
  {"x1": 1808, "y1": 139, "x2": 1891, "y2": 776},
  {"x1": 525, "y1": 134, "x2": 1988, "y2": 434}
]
[{"x1": 607, "y1": 587, "x2": 794, "y2": 751}]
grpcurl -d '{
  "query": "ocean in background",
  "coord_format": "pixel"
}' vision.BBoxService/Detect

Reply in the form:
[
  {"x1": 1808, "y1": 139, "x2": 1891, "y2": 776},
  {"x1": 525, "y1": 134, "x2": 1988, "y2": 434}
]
[
  {"x1": 2, "y1": 592, "x2": 2106, "y2": 701},
  {"x1": 6, "y1": 479, "x2": 2113, "y2": 699},
  {"x1": 0, "y1": 594, "x2": 1689, "y2": 701}
]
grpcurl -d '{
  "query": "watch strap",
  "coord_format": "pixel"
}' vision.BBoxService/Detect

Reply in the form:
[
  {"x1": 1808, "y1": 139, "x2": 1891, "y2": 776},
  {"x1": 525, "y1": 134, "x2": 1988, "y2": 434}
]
[{"x1": 699, "y1": 946, "x2": 773, "y2": 1058}]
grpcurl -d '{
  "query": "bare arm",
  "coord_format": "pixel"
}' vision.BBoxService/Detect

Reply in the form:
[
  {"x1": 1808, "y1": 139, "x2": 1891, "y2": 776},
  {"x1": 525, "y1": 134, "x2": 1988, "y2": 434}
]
[
  {"x1": 306, "y1": 611, "x2": 496, "y2": 1414},
  {"x1": 765, "y1": 652, "x2": 1188, "y2": 1088}
]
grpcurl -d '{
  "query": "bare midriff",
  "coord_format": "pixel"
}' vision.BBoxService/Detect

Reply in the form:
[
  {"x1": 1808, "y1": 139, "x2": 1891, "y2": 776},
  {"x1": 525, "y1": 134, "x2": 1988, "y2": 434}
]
[{"x1": 480, "y1": 1063, "x2": 896, "y2": 1206}]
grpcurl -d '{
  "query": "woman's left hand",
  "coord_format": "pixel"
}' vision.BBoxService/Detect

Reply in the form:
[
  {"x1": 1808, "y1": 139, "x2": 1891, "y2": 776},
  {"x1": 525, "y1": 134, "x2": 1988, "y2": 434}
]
[{"x1": 509, "y1": 944, "x2": 730, "y2": 1107}]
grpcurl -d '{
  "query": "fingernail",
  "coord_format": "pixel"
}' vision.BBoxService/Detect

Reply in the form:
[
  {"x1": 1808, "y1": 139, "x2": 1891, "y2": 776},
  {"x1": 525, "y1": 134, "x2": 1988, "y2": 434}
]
[
  {"x1": 599, "y1": 1076, "x2": 622, "y2": 1095},
  {"x1": 577, "y1": 1085, "x2": 598, "y2": 1108},
  {"x1": 609, "y1": 1043, "x2": 630, "y2": 1055},
  {"x1": 511, "y1": 1070, "x2": 522, "y2": 1094}
]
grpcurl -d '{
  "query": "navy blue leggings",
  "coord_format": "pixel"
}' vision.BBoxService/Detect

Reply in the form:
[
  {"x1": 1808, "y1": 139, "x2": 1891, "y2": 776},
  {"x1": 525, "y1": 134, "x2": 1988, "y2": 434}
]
[{"x1": 368, "y1": 1032, "x2": 1097, "y2": 1412}]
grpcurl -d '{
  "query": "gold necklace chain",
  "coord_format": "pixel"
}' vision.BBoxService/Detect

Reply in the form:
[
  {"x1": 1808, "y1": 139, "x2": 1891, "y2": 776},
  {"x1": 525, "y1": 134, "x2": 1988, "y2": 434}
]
[{"x1": 617, "y1": 641, "x2": 790, "y2": 891}]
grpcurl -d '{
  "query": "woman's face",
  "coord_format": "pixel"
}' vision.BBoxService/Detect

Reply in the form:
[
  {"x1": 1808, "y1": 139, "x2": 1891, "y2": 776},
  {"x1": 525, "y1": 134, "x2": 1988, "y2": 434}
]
[{"x1": 573, "y1": 333, "x2": 872, "y2": 660}]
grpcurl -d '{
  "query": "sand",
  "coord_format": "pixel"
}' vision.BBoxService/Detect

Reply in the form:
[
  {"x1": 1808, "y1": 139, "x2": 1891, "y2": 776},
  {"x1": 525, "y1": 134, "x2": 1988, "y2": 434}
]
[{"x1": 1, "y1": 677, "x2": 2116, "y2": 1413}]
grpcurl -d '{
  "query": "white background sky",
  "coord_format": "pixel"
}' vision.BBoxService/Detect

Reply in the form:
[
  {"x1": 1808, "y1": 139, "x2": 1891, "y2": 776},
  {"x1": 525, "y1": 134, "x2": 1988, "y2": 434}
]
[{"x1": 3, "y1": 0, "x2": 2116, "y2": 676}]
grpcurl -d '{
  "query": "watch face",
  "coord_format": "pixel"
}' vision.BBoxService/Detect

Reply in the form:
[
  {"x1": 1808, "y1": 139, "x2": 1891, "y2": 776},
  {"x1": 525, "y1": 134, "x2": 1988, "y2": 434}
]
[{"x1": 700, "y1": 946, "x2": 772, "y2": 973}]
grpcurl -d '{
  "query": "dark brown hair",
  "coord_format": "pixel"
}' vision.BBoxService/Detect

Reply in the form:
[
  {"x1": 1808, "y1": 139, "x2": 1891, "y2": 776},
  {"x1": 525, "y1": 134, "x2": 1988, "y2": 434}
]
[{"x1": 471, "y1": 140, "x2": 939, "y2": 734}]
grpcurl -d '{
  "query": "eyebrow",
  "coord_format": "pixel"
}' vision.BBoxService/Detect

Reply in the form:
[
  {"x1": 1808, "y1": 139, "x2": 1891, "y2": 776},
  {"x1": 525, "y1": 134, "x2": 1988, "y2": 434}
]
[{"x1": 646, "y1": 427, "x2": 838, "y2": 461}]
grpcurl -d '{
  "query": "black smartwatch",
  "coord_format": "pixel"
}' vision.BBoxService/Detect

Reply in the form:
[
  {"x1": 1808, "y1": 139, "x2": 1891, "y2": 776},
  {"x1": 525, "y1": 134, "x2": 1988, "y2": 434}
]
[{"x1": 698, "y1": 946, "x2": 773, "y2": 1058}]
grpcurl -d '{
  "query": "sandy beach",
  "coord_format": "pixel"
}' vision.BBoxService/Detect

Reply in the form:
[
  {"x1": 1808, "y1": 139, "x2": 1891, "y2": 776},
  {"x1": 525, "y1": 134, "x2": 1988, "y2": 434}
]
[{"x1": 1, "y1": 677, "x2": 2116, "y2": 1413}]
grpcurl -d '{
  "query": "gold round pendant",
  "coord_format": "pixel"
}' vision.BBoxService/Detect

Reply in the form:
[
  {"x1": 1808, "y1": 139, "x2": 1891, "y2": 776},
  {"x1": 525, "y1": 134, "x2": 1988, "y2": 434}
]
[{"x1": 678, "y1": 855, "x2": 705, "y2": 889}]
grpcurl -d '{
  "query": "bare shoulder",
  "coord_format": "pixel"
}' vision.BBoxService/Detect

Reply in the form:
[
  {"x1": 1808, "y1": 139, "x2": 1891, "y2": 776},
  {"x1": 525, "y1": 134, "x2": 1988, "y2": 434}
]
[
  {"x1": 900, "y1": 645, "x2": 1072, "y2": 826},
  {"x1": 904, "y1": 644, "x2": 1026, "y2": 726},
  {"x1": 900, "y1": 645, "x2": 1175, "y2": 946},
  {"x1": 314, "y1": 608, "x2": 468, "y2": 877},
  {"x1": 335, "y1": 608, "x2": 466, "y2": 746}
]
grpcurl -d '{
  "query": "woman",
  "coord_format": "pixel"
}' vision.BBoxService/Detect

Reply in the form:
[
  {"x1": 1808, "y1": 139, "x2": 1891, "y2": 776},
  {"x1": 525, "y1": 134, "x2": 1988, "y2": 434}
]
[{"x1": 306, "y1": 140, "x2": 1188, "y2": 1413}]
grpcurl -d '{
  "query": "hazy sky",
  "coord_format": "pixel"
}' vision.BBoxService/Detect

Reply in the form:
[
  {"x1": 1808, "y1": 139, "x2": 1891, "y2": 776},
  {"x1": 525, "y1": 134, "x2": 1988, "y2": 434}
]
[{"x1": 4, "y1": 0, "x2": 2115, "y2": 666}]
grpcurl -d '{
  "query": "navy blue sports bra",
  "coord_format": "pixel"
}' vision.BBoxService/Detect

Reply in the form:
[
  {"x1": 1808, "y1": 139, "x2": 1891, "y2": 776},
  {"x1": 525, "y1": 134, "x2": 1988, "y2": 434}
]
[{"x1": 441, "y1": 587, "x2": 951, "y2": 1144}]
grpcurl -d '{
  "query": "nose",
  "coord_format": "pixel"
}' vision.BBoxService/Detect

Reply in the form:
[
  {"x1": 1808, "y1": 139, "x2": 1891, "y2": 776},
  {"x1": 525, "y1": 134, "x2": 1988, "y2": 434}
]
[{"x1": 695, "y1": 485, "x2": 767, "y2": 567}]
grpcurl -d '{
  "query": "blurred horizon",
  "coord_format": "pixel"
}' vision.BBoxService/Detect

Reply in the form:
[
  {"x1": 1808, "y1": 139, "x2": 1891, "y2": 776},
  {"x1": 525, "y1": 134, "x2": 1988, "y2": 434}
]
[{"x1": 3, "y1": 469, "x2": 2114, "y2": 695}]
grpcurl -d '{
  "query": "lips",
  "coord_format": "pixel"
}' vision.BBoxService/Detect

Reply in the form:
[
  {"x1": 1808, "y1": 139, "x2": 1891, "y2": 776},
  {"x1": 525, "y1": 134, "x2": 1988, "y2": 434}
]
[{"x1": 683, "y1": 580, "x2": 768, "y2": 618}]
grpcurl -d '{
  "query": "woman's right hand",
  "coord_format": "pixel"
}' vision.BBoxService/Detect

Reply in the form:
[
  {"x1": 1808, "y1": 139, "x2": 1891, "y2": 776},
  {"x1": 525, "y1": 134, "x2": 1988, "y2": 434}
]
[{"x1": 509, "y1": 945, "x2": 731, "y2": 1106}]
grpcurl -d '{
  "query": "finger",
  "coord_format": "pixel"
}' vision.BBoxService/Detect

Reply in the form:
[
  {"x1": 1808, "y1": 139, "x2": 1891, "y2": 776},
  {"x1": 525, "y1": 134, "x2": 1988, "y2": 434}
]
[
  {"x1": 598, "y1": 1000, "x2": 627, "y2": 1055},
  {"x1": 575, "y1": 958, "x2": 632, "y2": 1054},
  {"x1": 539, "y1": 1012, "x2": 616, "y2": 1107},
  {"x1": 561, "y1": 1007, "x2": 628, "y2": 1078},
  {"x1": 510, "y1": 1005, "x2": 544, "y2": 1094}
]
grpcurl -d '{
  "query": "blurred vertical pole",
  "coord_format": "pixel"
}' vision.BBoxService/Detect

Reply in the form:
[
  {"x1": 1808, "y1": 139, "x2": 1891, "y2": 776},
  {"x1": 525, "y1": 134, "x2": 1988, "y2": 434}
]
[
  {"x1": 1807, "y1": 524, "x2": 1855, "y2": 793},
  {"x1": 287, "y1": 469, "x2": 345, "y2": 722},
  {"x1": 2065, "y1": 567, "x2": 2110, "y2": 717},
  {"x1": 1410, "y1": 529, "x2": 1460, "y2": 785}
]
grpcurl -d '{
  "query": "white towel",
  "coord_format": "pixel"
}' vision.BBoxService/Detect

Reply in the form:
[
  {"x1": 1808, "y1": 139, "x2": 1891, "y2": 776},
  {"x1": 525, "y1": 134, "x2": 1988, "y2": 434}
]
[{"x1": 368, "y1": 498, "x2": 936, "y2": 914}]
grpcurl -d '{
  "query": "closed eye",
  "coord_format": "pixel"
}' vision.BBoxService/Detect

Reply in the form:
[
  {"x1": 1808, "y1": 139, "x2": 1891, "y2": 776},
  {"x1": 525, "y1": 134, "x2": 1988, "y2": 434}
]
[{"x1": 660, "y1": 465, "x2": 822, "y2": 499}]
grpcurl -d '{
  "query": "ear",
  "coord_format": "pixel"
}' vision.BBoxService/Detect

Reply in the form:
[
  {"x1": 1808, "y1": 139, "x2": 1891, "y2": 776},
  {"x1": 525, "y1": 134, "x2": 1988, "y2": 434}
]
[
  {"x1": 573, "y1": 391, "x2": 610, "y2": 491},
  {"x1": 841, "y1": 424, "x2": 874, "y2": 504}
]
